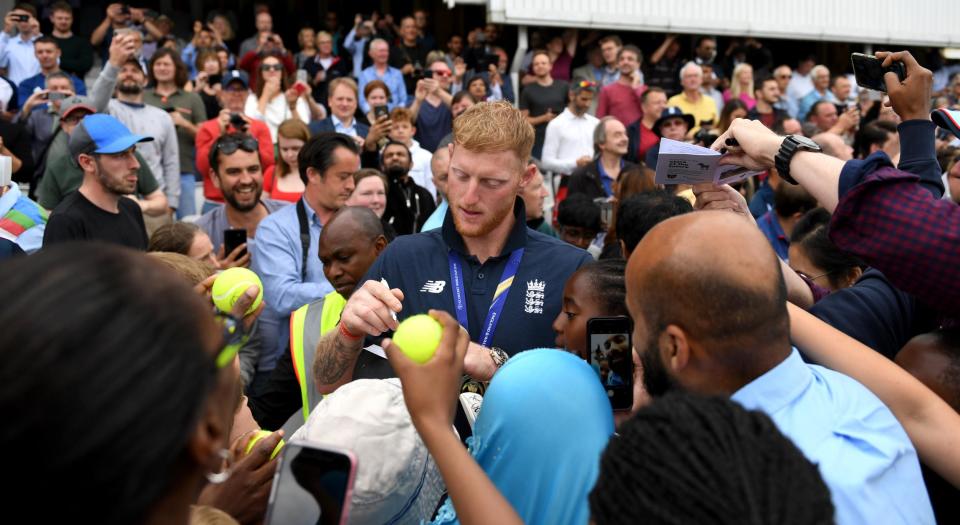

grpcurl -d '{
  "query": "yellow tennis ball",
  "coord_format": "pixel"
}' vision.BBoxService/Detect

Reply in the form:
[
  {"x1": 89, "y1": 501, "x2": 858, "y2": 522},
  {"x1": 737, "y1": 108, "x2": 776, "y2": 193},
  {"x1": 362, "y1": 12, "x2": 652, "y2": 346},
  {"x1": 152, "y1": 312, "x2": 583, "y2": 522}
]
[
  {"x1": 392, "y1": 314, "x2": 443, "y2": 364},
  {"x1": 244, "y1": 430, "x2": 284, "y2": 459},
  {"x1": 212, "y1": 267, "x2": 263, "y2": 315}
]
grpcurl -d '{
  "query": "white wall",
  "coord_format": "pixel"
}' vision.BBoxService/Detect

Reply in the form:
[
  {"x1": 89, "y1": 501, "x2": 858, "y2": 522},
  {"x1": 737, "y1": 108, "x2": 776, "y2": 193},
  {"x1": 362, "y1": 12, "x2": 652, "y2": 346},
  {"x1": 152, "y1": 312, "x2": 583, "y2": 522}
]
[{"x1": 479, "y1": 0, "x2": 959, "y2": 47}]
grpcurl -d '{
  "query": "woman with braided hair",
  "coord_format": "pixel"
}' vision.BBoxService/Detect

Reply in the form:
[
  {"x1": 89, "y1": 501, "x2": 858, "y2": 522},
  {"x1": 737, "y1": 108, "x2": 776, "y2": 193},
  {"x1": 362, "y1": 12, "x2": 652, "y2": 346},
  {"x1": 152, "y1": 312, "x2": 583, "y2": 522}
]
[{"x1": 590, "y1": 392, "x2": 835, "y2": 525}]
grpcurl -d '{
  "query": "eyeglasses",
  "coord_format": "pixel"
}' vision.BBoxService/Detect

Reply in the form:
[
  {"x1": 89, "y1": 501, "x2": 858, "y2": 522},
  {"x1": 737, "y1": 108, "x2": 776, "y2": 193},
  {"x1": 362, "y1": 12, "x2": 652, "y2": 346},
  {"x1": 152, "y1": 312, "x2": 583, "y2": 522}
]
[
  {"x1": 214, "y1": 313, "x2": 249, "y2": 369},
  {"x1": 216, "y1": 135, "x2": 259, "y2": 154},
  {"x1": 260, "y1": 63, "x2": 284, "y2": 72}
]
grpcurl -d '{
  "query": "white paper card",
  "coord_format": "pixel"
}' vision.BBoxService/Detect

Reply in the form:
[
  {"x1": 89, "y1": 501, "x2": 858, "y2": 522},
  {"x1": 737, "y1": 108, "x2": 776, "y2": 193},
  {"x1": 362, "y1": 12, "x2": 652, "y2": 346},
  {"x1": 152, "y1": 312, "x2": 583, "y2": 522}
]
[
  {"x1": 654, "y1": 139, "x2": 761, "y2": 186},
  {"x1": 0, "y1": 156, "x2": 11, "y2": 188}
]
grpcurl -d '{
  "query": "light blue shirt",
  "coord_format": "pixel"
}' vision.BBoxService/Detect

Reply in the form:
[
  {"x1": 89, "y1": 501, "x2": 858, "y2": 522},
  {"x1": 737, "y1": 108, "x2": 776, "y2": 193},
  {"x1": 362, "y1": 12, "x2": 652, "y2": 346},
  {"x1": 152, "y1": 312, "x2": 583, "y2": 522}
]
[
  {"x1": 252, "y1": 197, "x2": 333, "y2": 371},
  {"x1": 0, "y1": 32, "x2": 41, "y2": 85},
  {"x1": 0, "y1": 183, "x2": 45, "y2": 253},
  {"x1": 342, "y1": 27, "x2": 368, "y2": 80},
  {"x1": 421, "y1": 199, "x2": 447, "y2": 231},
  {"x1": 732, "y1": 349, "x2": 934, "y2": 525},
  {"x1": 331, "y1": 114, "x2": 358, "y2": 137},
  {"x1": 797, "y1": 89, "x2": 838, "y2": 121},
  {"x1": 357, "y1": 65, "x2": 407, "y2": 113}
]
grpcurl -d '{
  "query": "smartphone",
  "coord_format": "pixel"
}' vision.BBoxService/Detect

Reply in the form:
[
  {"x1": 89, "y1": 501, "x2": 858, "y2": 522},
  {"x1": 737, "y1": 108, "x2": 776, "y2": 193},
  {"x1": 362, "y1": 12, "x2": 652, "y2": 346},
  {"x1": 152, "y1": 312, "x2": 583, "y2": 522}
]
[
  {"x1": 119, "y1": 5, "x2": 131, "y2": 15},
  {"x1": 264, "y1": 442, "x2": 357, "y2": 525},
  {"x1": 586, "y1": 317, "x2": 634, "y2": 411},
  {"x1": 594, "y1": 197, "x2": 613, "y2": 226},
  {"x1": 293, "y1": 81, "x2": 308, "y2": 96},
  {"x1": 373, "y1": 105, "x2": 389, "y2": 120},
  {"x1": 48, "y1": 92, "x2": 67, "y2": 102},
  {"x1": 296, "y1": 69, "x2": 309, "y2": 85},
  {"x1": 207, "y1": 73, "x2": 222, "y2": 85},
  {"x1": 13, "y1": 14, "x2": 29, "y2": 22},
  {"x1": 223, "y1": 228, "x2": 247, "y2": 259},
  {"x1": 164, "y1": 106, "x2": 177, "y2": 113},
  {"x1": 851, "y1": 53, "x2": 907, "y2": 92},
  {"x1": 423, "y1": 69, "x2": 434, "y2": 79}
]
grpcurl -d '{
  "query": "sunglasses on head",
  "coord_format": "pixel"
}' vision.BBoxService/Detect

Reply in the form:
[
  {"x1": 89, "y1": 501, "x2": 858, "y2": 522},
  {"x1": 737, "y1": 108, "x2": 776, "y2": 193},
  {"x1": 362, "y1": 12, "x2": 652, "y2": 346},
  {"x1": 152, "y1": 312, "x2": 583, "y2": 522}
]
[
  {"x1": 260, "y1": 63, "x2": 284, "y2": 71},
  {"x1": 217, "y1": 135, "x2": 259, "y2": 155}
]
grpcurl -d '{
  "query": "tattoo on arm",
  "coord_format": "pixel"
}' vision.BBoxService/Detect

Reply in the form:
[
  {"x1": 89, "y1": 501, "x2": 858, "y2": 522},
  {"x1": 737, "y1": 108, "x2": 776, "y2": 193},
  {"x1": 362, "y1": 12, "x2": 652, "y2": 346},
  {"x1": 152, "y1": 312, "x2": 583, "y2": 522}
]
[{"x1": 313, "y1": 330, "x2": 363, "y2": 386}]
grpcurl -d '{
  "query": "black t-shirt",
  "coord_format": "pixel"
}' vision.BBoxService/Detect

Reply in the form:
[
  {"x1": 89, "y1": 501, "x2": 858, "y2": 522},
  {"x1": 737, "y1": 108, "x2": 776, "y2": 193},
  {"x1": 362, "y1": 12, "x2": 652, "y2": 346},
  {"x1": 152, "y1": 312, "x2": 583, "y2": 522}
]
[
  {"x1": 384, "y1": 177, "x2": 437, "y2": 235},
  {"x1": 389, "y1": 43, "x2": 430, "y2": 95},
  {"x1": 43, "y1": 191, "x2": 148, "y2": 250},
  {"x1": 519, "y1": 80, "x2": 569, "y2": 157}
]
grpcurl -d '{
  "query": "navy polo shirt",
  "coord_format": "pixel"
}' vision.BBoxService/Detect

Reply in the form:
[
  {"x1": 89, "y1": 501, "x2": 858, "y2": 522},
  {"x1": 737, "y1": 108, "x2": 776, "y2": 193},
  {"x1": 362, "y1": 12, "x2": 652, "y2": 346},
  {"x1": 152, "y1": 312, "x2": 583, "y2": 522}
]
[{"x1": 361, "y1": 198, "x2": 593, "y2": 355}]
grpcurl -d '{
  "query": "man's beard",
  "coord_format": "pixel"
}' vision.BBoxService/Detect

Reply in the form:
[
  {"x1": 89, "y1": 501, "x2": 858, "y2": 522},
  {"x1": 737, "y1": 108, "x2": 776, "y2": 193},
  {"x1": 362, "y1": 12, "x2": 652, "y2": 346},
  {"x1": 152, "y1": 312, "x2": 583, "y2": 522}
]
[
  {"x1": 640, "y1": 330, "x2": 680, "y2": 398},
  {"x1": 97, "y1": 168, "x2": 136, "y2": 196},
  {"x1": 223, "y1": 183, "x2": 262, "y2": 212},
  {"x1": 452, "y1": 194, "x2": 514, "y2": 239},
  {"x1": 385, "y1": 165, "x2": 408, "y2": 182},
  {"x1": 117, "y1": 81, "x2": 143, "y2": 95}
]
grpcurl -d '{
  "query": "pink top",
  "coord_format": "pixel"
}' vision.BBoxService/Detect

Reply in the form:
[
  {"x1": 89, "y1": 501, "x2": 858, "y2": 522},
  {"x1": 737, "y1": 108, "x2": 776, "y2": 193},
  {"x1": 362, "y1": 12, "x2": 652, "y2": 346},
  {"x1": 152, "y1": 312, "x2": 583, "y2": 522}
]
[{"x1": 722, "y1": 89, "x2": 757, "y2": 110}]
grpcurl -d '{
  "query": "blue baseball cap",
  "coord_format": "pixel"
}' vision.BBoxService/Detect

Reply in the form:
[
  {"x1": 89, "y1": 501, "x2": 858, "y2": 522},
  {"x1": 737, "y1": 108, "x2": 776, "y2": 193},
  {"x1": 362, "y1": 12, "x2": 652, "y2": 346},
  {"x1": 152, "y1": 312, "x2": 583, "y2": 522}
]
[
  {"x1": 68, "y1": 114, "x2": 153, "y2": 159},
  {"x1": 932, "y1": 108, "x2": 960, "y2": 141},
  {"x1": 221, "y1": 69, "x2": 250, "y2": 89}
]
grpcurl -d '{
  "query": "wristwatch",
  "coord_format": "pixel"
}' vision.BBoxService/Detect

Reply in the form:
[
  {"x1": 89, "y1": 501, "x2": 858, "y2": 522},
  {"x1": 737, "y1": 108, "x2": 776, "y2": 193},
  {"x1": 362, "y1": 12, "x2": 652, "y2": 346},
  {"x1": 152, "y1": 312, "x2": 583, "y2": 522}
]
[
  {"x1": 489, "y1": 347, "x2": 509, "y2": 370},
  {"x1": 775, "y1": 135, "x2": 822, "y2": 185}
]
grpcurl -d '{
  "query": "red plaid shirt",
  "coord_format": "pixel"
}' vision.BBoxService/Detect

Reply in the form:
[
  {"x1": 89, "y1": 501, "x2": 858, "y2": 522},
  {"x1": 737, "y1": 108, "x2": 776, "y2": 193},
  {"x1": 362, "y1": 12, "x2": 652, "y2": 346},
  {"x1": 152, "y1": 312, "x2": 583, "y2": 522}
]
[{"x1": 830, "y1": 166, "x2": 960, "y2": 317}]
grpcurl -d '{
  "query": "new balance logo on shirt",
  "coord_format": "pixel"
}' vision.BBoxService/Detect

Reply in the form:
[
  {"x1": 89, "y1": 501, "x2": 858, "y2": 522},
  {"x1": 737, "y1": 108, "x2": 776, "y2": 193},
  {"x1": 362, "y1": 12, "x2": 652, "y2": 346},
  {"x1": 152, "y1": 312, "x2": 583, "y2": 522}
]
[{"x1": 420, "y1": 280, "x2": 446, "y2": 293}]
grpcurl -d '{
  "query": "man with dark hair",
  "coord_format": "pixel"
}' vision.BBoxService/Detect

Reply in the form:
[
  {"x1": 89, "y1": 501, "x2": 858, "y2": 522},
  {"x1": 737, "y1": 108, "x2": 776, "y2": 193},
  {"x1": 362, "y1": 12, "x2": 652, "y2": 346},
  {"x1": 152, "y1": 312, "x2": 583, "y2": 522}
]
[
  {"x1": 92, "y1": 31, "x2": 179, "y2": 214},
  {"x1": 855, "y1": 120, "x2": 900, "y2": 160},
  {"x1": 748, "y1": 76, "x2": 788, "y2": 130},
  {"x1": 590, "y1": 393, "x2": 834, "y2": 525},
  {"x1": 195, "y1": 133, "x2": 285, "y2": 258},
  {"x1": 557, "y1": 193, "x2": 602, "y2": 252},
  {"x1": 42, "y1": 114, "x2": 153, "y2": 249},
  {"x1": 757, "y1": 182, "x2": 817, "y2": 261},
  {"x1": 541, "y1": 83, "x2": 599, "y2": 176},
  {"x1": 0, "y1": 4, "x2": 41, "y2": 84},
  {"x1": 196, "y1": 70, "x2": 275, "y2": 209},
  {"x1": 251, "y1": 132, "x2": 361, "y2": 394},
  {"x1": 615, "y1": 190, "x2": 692, "y2": 259},
  {"x1": 18, "y1": 70, "x2": 77, "y2": 187},
  {"x1": 692, "y1": 36, "x2": 723, "y2": 79},
  {"x1": 520, "y1": 50, "x2": 568, "y2": 159},
  {"x1": 48, "y1": 1, "x2": 93, "y2": 78},
  {"x1": 626, "y1": 86, "x2": 666, "y2": 164},
  {"x1": 249, "y1": 206, "x2": 389, "y2": 431},
  {"x1": 389, "y1": 16, "x2": 429, "y2": 101},
  {"x1": 381, "y1": 140, "x2": 436, "y2": 235},
  {"x1": 625, "y1": 211, "x2": 934, "y2": 524},
  {"x1": 596, "y1": 45, "x2": 646, "y2": 127},
  {"x1": 16, "y1": 37, "x2": 86, "y2": 107}
]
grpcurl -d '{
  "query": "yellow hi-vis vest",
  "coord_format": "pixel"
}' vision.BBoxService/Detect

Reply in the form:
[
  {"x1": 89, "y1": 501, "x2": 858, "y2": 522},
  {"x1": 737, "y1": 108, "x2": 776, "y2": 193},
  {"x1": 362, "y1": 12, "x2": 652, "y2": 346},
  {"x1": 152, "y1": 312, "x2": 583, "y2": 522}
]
[{"x1": 289, "y1": 291, "x2": 347, "y2": 423}]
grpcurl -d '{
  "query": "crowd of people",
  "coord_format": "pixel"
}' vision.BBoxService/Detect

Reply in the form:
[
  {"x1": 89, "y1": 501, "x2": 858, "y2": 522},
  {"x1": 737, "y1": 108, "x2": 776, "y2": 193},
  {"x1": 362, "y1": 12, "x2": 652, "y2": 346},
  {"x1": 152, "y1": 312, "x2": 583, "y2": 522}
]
[{"x1": 2, "y1": 1, "x2": 960, "y2": 524}]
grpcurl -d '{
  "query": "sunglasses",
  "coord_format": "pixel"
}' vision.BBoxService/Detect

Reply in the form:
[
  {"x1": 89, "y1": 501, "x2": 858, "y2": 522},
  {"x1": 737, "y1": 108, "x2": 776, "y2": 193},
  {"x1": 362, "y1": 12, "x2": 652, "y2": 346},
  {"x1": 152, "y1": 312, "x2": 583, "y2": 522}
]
[
  {"x1": 214, "y1": 313, "x2": 249, "y2": 369},
  {"x1": 216, "y1": 135, "x2": 259, "y2": 154},
  {"x1": 430, "y1": 69, "x2": 452, "y2": 77},
  {"x1": 577, "y1": 80, "x2": 597, "y2": 89},
  {"x1": 260, "y1": 63, "x2": 284, "y2": 72}
]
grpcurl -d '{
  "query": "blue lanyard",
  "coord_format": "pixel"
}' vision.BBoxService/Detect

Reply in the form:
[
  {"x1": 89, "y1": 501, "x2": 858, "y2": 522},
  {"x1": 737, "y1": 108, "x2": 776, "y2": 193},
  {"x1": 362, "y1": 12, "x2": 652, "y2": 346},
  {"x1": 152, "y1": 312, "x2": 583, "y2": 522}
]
[{"x1": 448, "y1": 248, "x2": 524, "y2": 347}]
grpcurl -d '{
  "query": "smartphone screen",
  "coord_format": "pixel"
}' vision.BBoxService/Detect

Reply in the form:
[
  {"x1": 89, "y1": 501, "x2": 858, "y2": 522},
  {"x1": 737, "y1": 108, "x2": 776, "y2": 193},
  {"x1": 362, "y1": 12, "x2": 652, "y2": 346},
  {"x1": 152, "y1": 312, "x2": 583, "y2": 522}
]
[
  {"x1": 373, "y1": 105, "x2": 389, "y2": 119},
  {"x1": 223, "y1": 228, "x2": 247, "y2": 258},
  {"x1": 265, "y1": 443, "x2": 357, "y2": 525},
  {"x1": 586, "y1": 317, "x2": 634, "y2": 411}
]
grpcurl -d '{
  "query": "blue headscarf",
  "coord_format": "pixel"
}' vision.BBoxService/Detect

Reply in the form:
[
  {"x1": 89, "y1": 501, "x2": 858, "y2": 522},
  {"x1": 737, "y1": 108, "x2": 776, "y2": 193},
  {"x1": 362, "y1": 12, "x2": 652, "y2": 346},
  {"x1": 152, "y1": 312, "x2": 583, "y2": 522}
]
[{"x1": 431, "y1": 349, "x2": 615, "y2": 525}]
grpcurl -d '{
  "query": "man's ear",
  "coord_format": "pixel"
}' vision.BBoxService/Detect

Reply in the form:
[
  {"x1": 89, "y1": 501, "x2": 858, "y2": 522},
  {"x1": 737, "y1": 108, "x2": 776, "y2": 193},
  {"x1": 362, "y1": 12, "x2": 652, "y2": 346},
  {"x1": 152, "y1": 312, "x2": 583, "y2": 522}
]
[
  {"x1": 210, "y1": 169, "x2": 221, "y2": 190},
  {"x1": 305, "y1": 166, "x2": 322, "y2": 184},
  {"x1": 659, "y1": 324, "x2": 691, "y2": 374},
  {"x1": 373, "y1": 234, "x2": 388, "y2": 254},
  {"x1": 77, "y1": 153, "x2": 96, "y2": 173},
  {"x1": 519, "y1": 162, "x2": 535, "y2": 188}
]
